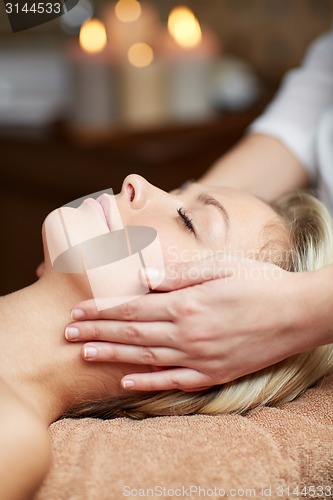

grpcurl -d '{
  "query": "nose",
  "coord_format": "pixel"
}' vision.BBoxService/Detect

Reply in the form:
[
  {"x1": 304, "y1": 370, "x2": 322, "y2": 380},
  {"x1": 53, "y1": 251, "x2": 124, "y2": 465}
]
[
  {"x1": 121, "y1": 174, "x2": 156, "y2": 210},
  {"x1": 121, "y1": 174, "x2": 149, "y2": 210}
]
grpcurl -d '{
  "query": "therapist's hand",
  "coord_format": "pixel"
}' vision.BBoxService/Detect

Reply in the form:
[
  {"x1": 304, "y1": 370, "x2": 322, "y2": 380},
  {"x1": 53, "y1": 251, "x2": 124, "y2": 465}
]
[{"x1": 65, "y1": 254, "x2": 315, "y2": 392}]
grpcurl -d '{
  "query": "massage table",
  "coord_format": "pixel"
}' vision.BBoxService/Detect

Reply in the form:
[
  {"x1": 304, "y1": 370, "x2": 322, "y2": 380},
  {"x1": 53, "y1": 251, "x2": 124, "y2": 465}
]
[{"x1": 36, "y1": 372, "x2": 333, "y2": 499}]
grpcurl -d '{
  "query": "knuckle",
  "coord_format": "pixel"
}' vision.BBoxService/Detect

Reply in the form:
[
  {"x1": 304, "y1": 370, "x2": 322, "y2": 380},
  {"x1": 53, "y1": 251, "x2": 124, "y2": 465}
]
[
  {"x1": 185, "y1": 324, "x2": 203, "y2": 342},
  {"x1": 168, "y1": 373, "x2": 182, "y2": 390},
  {"x1": 173, "y1": 297, "x2": 199, "y2": 319},
  {"x1": 179, "y1": 322, "x2": 205, "y2": 345},
  {"x1": 90, "y1": 323, "x2": 101, "y2": 341},
  {"x1": 142, "y1": 347, "x2": 157, "y2": 365},
  {"x1": 123, "y1": 324, "x2": 141, "y2": 343},
  {"x1": 181, "y1": 297, "x2": 198, "y2": 316},
  {"x1": 206, "y1": 361, "x2": 229, "y2": 384},
  {"x1": 187, "y1": 339, "x2": 205, "y2": 358},
  {"x1": 120, "y1": 302, "x2": 138, "y2": 321}
]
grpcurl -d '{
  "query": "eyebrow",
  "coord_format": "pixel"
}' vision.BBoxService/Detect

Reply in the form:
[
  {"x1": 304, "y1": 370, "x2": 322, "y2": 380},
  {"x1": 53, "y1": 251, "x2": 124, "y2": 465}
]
[{"x1": 197, "y1": 192, "x2": 230, "y2": 232}]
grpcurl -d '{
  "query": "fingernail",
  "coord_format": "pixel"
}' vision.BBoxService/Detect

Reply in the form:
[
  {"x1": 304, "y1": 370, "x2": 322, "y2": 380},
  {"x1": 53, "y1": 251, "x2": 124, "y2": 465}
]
[
  {"x1": 65, "y1": 326, "x2": 80, "y2": 340},
  {"x1": 71, "y1": 308, "x2": 85, "y2": 320},
  {"x1": 83, "y1": 346, "x2": 98, "y2": 359},
  {"x1": 122, "y1": 379, "x2": 135, "y2": 389}
]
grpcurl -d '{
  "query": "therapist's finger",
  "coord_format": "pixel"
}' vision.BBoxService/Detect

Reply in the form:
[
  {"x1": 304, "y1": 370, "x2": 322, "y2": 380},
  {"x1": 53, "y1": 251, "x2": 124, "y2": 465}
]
[
  {"x1": 81, "y1": 342, "x2": 186, "y2": 367},
  {"x1": 141, "y1": 253, "x2": 239, "y2": 292},
  {"x1": 71, "y1": 291, "x2": 176, "y2": 322},
  {"x1": 66, "y1": 320, "x2": 176, "y2": 347},
  {"x1": 120, "y1": 368, "x2": 215, "y2": 392}
]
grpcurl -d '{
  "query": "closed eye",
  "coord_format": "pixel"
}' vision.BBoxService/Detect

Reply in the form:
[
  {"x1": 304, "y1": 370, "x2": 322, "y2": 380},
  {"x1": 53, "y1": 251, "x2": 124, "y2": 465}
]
[{"x1": 177, "y1": 207, "x2": 196, "y2": 235}]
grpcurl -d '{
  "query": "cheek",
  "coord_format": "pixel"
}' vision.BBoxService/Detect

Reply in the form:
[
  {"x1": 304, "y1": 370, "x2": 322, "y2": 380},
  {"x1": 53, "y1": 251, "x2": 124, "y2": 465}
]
[
  {"x1": 125, "y1": 213, "x2": 201, "y2": 269},
  {"x1": 141, "y1": 221, "x2": 186, "y2": 268},
  {"x1": 148, "y1": 225, "x2": 178, "y2": 265},
  {"x1": 157, "y1": 226, "x2": 202, "y2": 268}
]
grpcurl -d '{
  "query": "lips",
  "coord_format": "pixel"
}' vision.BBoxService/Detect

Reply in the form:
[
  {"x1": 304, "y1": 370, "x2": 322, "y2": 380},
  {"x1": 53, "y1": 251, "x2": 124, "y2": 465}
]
[
  {"x1": 96, "y1": 195, "x2": 112, "y2": 231},
  {"x1": 83, "y1": 198, "x2": 110, "y2": 230}
]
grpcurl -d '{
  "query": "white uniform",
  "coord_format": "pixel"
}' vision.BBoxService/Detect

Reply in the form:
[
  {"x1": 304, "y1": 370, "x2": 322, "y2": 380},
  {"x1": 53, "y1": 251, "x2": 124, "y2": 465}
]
[{"x1": 250, "y1": 30, "x2": 333, "y2": 212}]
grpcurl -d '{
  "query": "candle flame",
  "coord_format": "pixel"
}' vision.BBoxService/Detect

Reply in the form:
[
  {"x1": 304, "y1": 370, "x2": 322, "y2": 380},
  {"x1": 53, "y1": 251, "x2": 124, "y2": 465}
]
[
  {"x1": 79, "y1": 19, "x2": 107, "y2": 54},
  {"x1": 115, "y1": 0, "x2": 142, "y2": 23},
  {"x1": 127, "y1": 42, "x2": 154, "y2": 68},
  {"x1": 168, "y1": 6, "x2": 202, "y2": 49}
]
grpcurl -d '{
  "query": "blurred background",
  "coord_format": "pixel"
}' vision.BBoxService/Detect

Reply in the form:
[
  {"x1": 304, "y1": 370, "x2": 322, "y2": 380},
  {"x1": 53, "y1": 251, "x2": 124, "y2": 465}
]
[{"x1": 1, "y1": 0, "x2": 333, "y2": 294}]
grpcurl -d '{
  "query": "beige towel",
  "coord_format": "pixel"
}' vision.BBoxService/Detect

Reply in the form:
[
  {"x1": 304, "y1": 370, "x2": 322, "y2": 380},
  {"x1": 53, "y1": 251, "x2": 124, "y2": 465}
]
[{"x1": 36, "y1": 373, "x2": 333, "y2": 500}]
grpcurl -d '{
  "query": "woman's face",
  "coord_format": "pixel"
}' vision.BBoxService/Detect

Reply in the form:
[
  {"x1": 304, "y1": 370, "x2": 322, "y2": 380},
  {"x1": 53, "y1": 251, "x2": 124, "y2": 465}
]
[
  {"x1": 43, "y1": 174, "x2": 283, "y2": 308},
  {"x1": 117, "y1": 174, "x2": 282, "y2": 261}
]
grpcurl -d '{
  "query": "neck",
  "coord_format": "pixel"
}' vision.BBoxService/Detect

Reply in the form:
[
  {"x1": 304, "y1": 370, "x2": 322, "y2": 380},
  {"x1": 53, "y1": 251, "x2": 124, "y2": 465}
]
[{"x1": 0, "y1": 270, "x2": 139, "y2": 426}]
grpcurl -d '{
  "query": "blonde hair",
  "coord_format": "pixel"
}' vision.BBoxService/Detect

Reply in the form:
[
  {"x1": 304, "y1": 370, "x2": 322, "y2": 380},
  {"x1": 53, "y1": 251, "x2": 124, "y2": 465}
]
[{"x1": 66, "y1": 191, "x2": 333, "y2": 420}]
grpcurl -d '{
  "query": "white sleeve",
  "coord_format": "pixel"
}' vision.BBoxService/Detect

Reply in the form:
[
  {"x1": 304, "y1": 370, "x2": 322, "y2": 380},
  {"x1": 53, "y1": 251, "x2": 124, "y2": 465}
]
[{"x1": 249, "y1": 30, "x2": 333, "y2": 183}]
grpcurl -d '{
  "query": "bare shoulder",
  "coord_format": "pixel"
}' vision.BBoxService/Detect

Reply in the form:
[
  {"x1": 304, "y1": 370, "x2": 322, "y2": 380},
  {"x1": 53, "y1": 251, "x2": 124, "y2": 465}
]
[{"x1": 0, "y1": 378, "x2": 51, "y2": 500}]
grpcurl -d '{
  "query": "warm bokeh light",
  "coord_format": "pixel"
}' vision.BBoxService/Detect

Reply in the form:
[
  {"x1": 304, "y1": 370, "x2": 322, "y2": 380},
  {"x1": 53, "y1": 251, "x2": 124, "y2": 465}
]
[
  {"x1": 168, "y1": 6, "x2": 202, "y2": 49},
  {"x1": 115, "y1": 0, "x2": 142, "y2": 23},
  {"x1": 79, "y1": 19, "x2": 107, "y2": 54},
  {"x1": 127, "y1": 42, "x2": 154, "y2": 68}
]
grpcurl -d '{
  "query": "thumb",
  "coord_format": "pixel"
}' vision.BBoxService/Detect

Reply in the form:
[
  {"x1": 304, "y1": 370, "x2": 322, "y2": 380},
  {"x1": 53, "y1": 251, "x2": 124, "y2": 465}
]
[{"x1": 139, "y1": 253, "x2": 240, "y2": 292}]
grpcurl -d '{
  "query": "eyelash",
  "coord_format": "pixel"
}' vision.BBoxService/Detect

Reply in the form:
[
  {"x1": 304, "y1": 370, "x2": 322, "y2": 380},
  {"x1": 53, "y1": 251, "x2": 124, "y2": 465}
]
[{"x1": 177, "y1": 207, "x2": 195, "y2": 235}]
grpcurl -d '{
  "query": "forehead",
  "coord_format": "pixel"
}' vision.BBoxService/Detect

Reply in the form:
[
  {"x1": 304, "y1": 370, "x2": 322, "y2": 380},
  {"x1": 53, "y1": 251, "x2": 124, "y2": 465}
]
[
  {"x1": 191, "y1": 183, "x2": 282, "y2": 254},
  {"x1": 191, "y1": 183, "x2": 278, "y2": 219}
]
